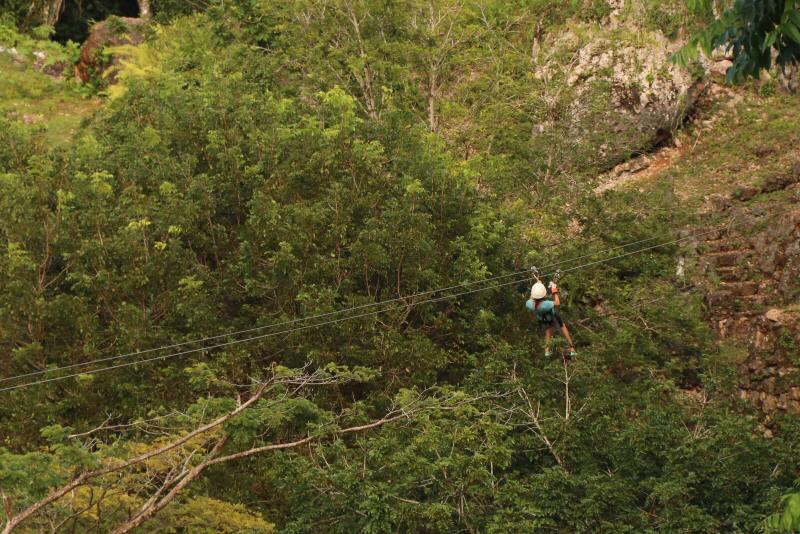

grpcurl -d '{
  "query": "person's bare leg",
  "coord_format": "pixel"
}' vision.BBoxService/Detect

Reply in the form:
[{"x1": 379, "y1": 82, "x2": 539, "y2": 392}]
[
  {"x1": 560, "y1": 323, "x2": 576, "y2": 352},
  {"x1": 545, "y1": 327, "x2": 553, "y2": 354}
]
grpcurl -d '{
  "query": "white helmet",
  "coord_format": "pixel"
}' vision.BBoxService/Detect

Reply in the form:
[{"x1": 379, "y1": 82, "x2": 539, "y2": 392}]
[{"x1": 530, "y1": 282, "x2": 547, "y2": 300}]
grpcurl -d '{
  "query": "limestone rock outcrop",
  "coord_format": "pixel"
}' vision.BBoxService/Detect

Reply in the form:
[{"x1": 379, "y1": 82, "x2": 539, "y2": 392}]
[
  {"x1": 561, "y1": 29, "x2": 700, "y2": 149},
  {"x1": 75, "y1": 17, "x2": 149, "y2": 85}
]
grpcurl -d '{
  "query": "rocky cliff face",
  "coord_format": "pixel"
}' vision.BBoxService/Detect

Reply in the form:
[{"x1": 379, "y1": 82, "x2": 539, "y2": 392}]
[
  {"x1": 537, "y1": 24, "x2": 702, "y2": 163},
  {"x1": 693, "y1": 163, "x2": 800, "y2": 420},
  {"x1": 564, "y1": 29, "x2": 699, "y2": 146}
]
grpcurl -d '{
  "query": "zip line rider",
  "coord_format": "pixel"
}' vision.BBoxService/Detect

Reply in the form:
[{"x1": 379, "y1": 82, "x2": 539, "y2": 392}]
[{"x1": 526, "y1": 273, "x2": 577, "y2": 358}]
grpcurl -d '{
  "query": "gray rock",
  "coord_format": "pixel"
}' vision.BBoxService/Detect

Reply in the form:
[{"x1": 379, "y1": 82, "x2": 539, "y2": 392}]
[
  {"x1": 764, "y1": 376, "x2": 777, "y2": 394},
  {"x1": 757, "y1": 242, "x2": 783, "y2": 274},
  {"x1": 721, "y1": 281, "x2": 759, "y2": 296},
  {"x1": 765, "y1": 308, "x2": 783, "y2": 323},
  {"x1": 21, "y1": 114, "x2": 43, "y2": 124},
  {"x1": 748, "y1": 357, "x2": 765, "y2": 373},
  {"x1": 735, "y1": 186, "x2": 760, "y2": 201},
  {"x1": 778, "y1": 63, "x2": 800, "y2": 94},
  {"x1": 558, "y1": 27, "x2": 697, "y2": 150},
  {"x1": 709, "y1": 59, "x2": 733, "y2": 77},
  {"x1": 762, "y1": 165, "x2": 800, "y2": 193},
  {"x1": 739, "y1": 373, "x2": 751, "y2": 388},
  {"x1": 707, "y1": 194, "x2": 731, "y2": 212}
]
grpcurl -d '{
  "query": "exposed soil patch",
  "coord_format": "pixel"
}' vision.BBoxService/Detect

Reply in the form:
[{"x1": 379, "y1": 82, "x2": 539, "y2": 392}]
[{"x1": 595, "y1": 141, "x2": 689, "y2": 194}]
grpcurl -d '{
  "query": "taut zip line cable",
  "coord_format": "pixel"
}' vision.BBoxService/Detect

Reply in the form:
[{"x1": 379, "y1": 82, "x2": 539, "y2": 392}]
[
  {"x1": 0, "y1": 275, "x2": 533, "y2": 393},
  {"x1": 0, "y1": 223, "x2": 729, "y2": 394},
  {"x1": 0, "y1": 230, "x2": 682, "y2": 385}
]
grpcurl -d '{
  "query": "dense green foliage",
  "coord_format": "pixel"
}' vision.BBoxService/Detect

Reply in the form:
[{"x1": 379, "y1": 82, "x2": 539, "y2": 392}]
[
  {"x1": 675, "y1": 0, "x2": 800, "y2": 82},
  {"x1": 1, "y1": 1, "x2": 799, "y2": 532},
  {"x1": 765, "y1": 486, "x2": 800, "y2": 533},
  {"x1": 0, "y1": 17, "x2": 79, "y2": 67}
]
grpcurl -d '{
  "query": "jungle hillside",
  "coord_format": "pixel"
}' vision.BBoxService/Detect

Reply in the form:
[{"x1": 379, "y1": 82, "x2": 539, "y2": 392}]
[{"x1": 1, "y1": 0, "x2": 800, "y2": 532}]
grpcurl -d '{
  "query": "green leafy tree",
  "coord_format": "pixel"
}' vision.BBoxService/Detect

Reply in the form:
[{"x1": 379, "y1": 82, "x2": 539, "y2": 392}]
[
  {"x1": 2, "y1": 2, "x2": 800, "y2": 532},
  {"x1": 674, "y1": 0, "x2": 800, "y2": 82}
]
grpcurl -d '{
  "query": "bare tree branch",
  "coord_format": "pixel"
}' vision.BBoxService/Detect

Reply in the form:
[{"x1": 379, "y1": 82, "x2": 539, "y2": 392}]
[
  {"x1": 1, "y1": 490, "x2": 11, "y2": 522},
  {"x1": 2, "y1": 370, "x2": 437, "y2": 533},
  {"x1": 111, "y1": 434, "x2": 230, "y2": 533},
  {"x1": 110, "y1": 406, "x2": 422, "y2": 533},
  {"x1": 517, "y1": 386, "x2": 568, "y2": 472},
  {"x1": 1, "y1": 371, "x2": 298, "y2": 533}
]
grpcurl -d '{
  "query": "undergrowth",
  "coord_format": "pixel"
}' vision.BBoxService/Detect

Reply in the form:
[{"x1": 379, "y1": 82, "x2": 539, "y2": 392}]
[{"x1": 0, "y1": 21, "x2": 99, "y2": 147}]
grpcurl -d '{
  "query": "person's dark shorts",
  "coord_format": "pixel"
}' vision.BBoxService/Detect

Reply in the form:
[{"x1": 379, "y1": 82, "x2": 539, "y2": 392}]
[{"x1": 538, "y1": 310, "x2": 564, "y2": 332}]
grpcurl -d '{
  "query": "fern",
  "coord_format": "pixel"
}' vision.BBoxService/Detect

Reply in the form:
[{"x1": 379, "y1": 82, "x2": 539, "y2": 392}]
[
  {"x1": 103, "y1": 41, "x2": 165, "y2": 100},
  {"x1": 764, "y1": 488, "x2": 800, "y2": 533}
]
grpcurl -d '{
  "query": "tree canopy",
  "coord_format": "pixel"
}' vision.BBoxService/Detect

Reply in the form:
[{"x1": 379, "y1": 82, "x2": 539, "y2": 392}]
[
  {"x1": 674, "y1": 0, "x2": 800, "y2": 82},
  {"x1": 1, "y1": 1, "x2": 800, "y2": 532}
]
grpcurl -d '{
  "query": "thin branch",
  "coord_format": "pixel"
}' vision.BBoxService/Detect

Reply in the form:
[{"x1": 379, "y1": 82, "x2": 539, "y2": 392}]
[
  {"x1": 563, "y1": 355, "x2": 571, "y2": 421},
  {"x1": 1, "y1": 490, "x2": 11, "y2": 522},
  {"x1": 111, "y1": 435, "x2": 230, "y2": 533},
  {"x1": 516, "y1": 386, "x2": 567, "y2": 471},
  {"x1": 2, "y1": 373, "x2": 285, "y2": 533},
  {"x1": 111, "y1": 408, "x2": 417, "y2": 533}
]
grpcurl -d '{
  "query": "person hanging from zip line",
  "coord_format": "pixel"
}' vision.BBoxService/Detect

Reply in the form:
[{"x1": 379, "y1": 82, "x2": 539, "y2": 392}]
[{"x1": 526, "y1": 272, "x2": 577, "y2": 358}]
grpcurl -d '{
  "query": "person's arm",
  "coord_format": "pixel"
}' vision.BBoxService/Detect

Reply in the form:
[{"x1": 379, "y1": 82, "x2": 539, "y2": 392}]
[{"x1": 550, "y1": 283, "x2": 560, "y2": 306}]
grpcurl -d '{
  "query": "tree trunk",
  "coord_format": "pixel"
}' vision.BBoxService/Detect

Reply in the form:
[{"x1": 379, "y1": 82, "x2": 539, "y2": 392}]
[
  {"x1": 137, "y1": 0, "x2": 151, "y2": 19},
  {"x1": 28, "y1": 0, "x2": 64, "y2": 28},
  {"x1": 346, "y1": 5, "x2": 379, "y2": 120},
  {"x1": 427, "y1": 66, "x2": 438, "y2": 132}
]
